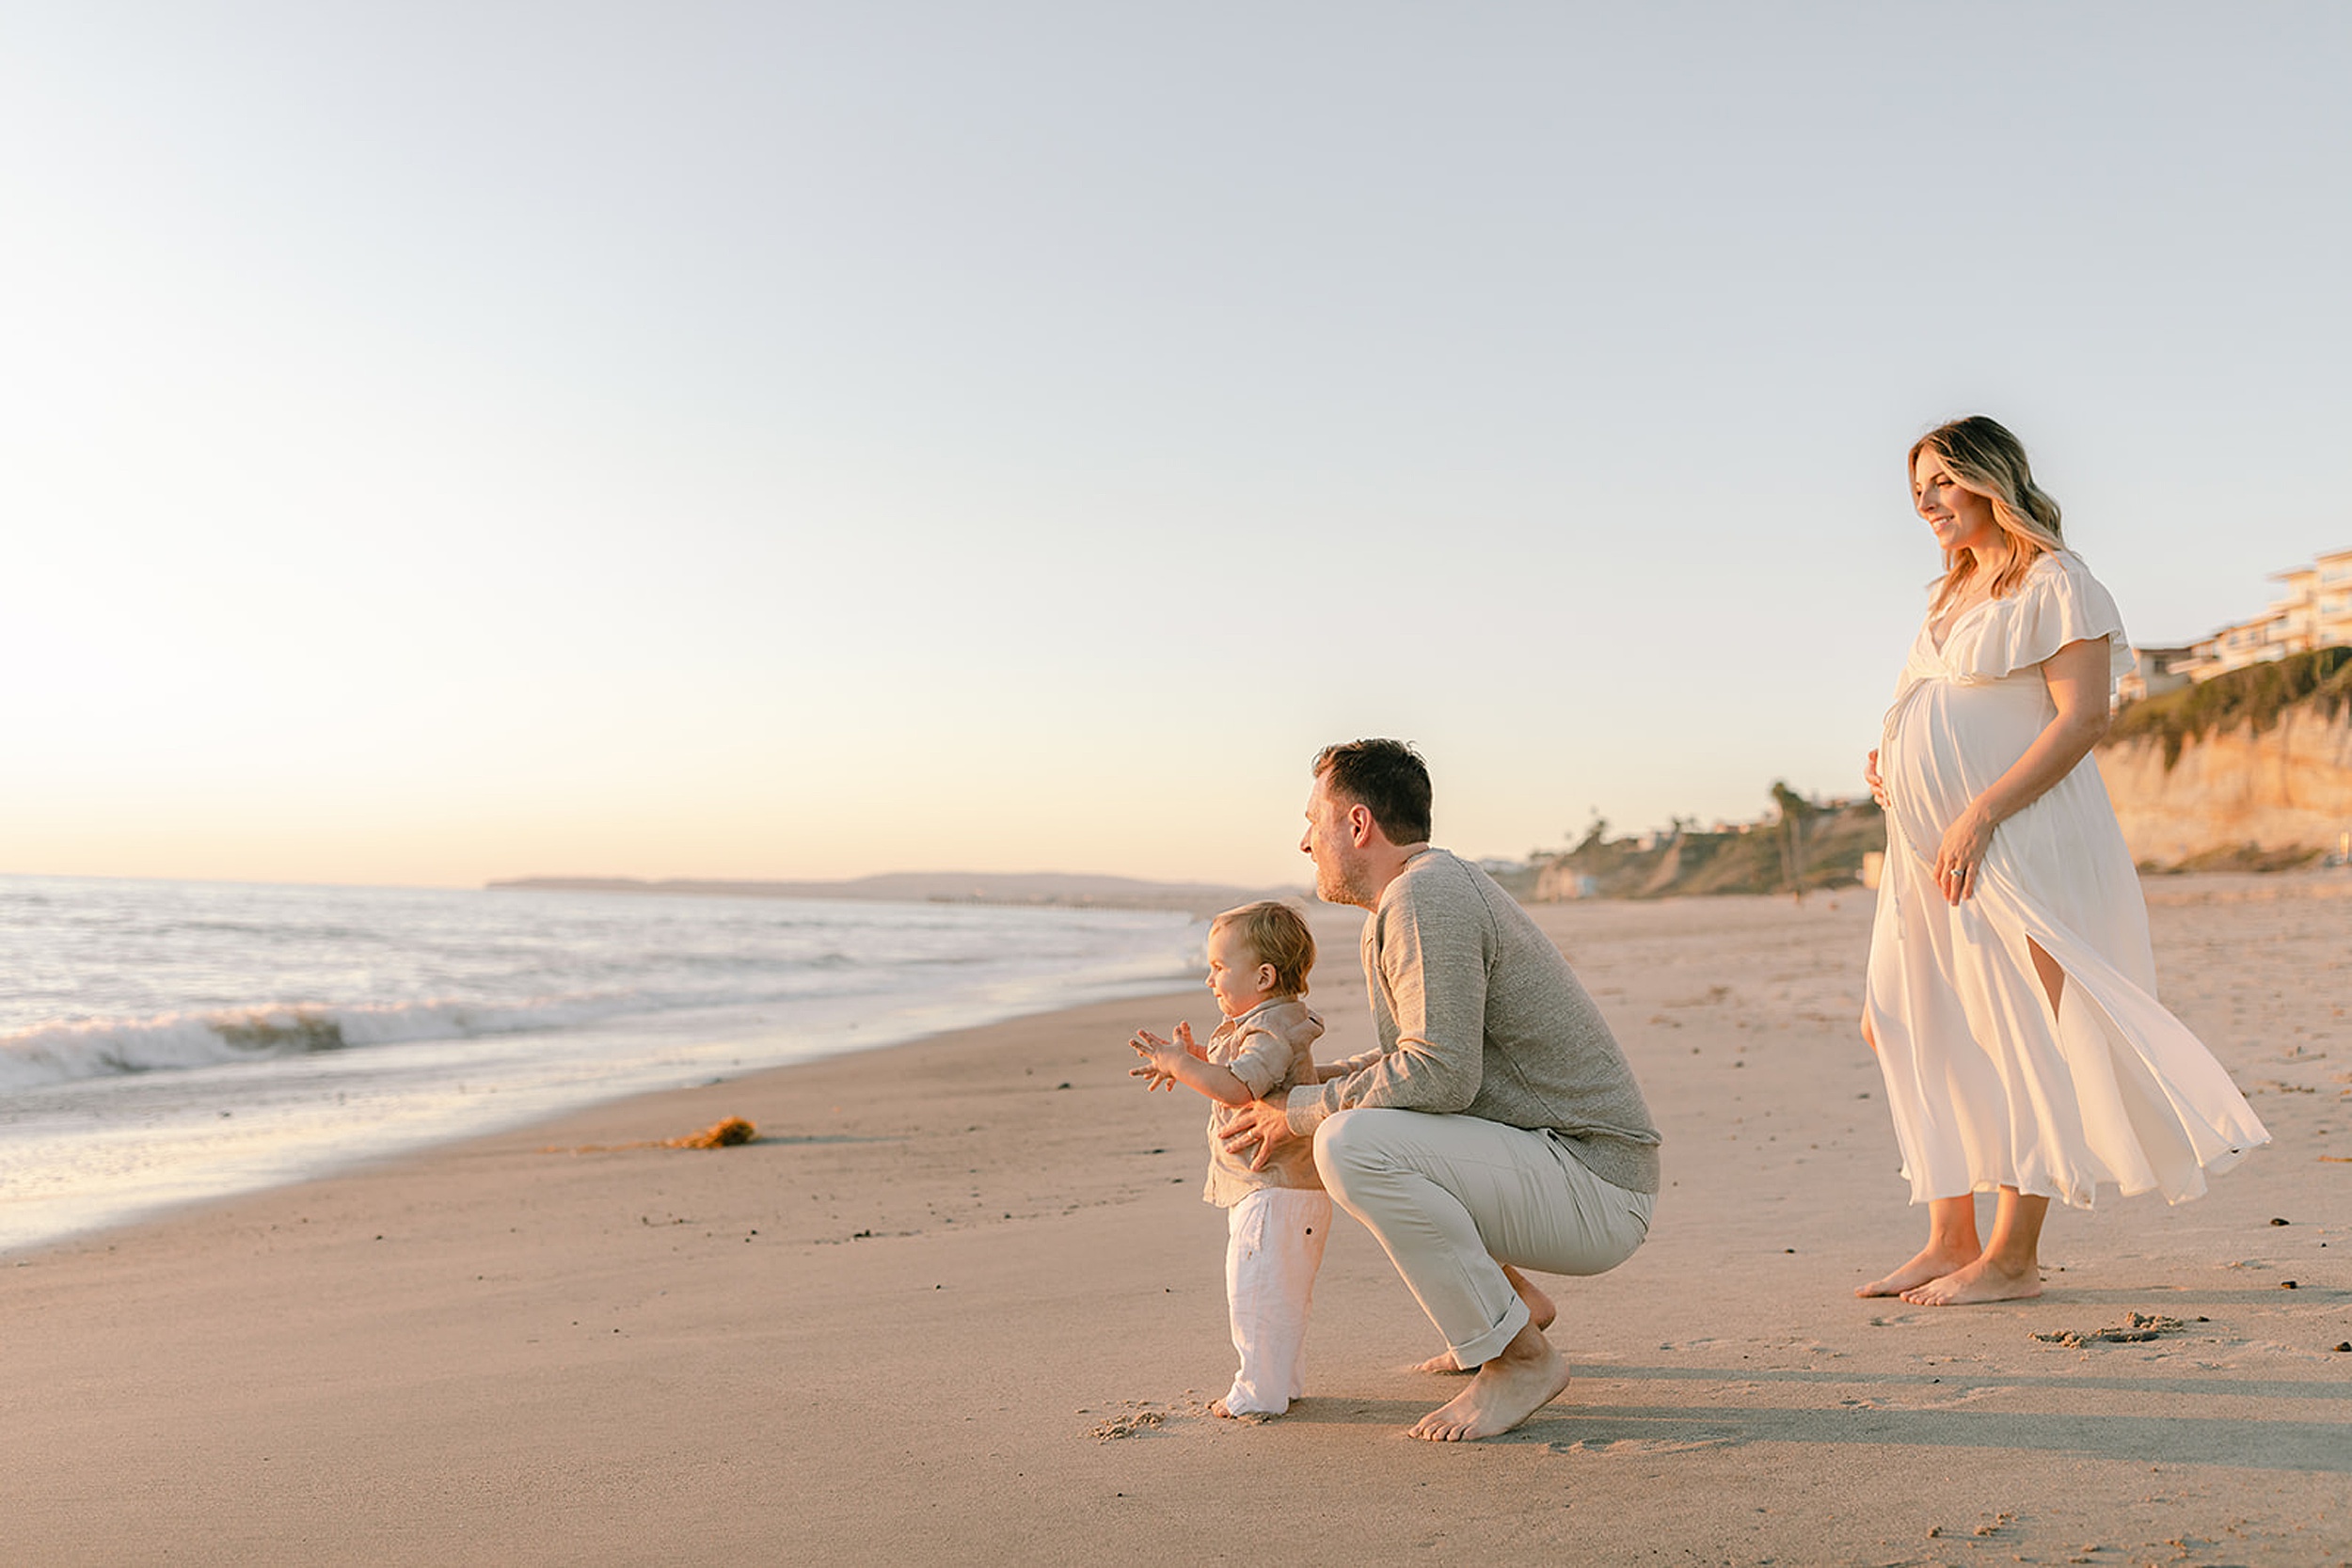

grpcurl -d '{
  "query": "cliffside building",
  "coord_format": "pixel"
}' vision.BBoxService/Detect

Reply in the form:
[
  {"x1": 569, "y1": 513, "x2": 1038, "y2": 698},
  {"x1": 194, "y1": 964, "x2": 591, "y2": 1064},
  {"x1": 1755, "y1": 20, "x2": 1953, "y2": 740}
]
[
  {"x1": 2137, "y1": 546, "x2": 2352, "y2": 691},
  {"x1": 2116, "y1": 644, "x2": 2197, "y2": 705}
]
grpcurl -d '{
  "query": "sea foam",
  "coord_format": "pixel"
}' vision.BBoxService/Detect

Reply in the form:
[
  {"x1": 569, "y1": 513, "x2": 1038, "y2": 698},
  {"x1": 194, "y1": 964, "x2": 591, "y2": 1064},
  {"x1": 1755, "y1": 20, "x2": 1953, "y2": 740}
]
[{"x1": 0, "y1": 995, "x2": 630, "y2": 1091}]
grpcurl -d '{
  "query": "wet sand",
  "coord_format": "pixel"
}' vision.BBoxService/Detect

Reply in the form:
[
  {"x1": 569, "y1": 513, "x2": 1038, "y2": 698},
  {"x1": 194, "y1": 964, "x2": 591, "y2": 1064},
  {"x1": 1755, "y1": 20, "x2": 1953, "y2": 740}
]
[{"x1": 4, "y1": 876, "x2": 2346, "y2": 1565}]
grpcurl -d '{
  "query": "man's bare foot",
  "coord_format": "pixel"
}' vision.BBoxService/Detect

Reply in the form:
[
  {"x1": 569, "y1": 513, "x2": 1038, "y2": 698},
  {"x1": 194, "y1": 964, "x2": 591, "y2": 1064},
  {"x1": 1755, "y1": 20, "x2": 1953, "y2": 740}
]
[
  {"x1": 1506, "y1": 1265, "x2": 1557, "y2": 1331},
  {"x1": 1415, "y1": 1265, "x2": 1558, "y2": 1373},
  {"x1": 1855, "y1": 1243, "x2": 1979, "y2": 1298},
  {"x1": 1899, "y1": 1256, "x2": 2041, "y2": 1307},
  {"x1": 1407, "y1": 1323, "x2": 1568, "y2": 1442},
  {"x1": 1210, "y1": 1398, "x2": 1277, "y2": 1421}
]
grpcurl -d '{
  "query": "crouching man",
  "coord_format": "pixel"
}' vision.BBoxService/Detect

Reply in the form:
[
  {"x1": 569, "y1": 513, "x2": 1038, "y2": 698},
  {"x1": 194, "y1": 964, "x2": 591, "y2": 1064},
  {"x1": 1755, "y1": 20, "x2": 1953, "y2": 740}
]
[{"x1": 1219, "y1": 739, "x2": 1661, "y2": 1441}]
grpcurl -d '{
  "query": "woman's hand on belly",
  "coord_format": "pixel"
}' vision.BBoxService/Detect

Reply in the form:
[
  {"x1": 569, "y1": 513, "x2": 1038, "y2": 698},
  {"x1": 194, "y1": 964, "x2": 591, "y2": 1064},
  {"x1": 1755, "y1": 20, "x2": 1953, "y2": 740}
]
[
  {"x1": 1924, "y1": 638, "x2": 2112, "y2": 900},
  {"x1": 1931, "y1": 800, "x2": 1995, "y2": 903},
  {"x1": 1864, "y1": 748, "x2": 1889, "y2": 808}
]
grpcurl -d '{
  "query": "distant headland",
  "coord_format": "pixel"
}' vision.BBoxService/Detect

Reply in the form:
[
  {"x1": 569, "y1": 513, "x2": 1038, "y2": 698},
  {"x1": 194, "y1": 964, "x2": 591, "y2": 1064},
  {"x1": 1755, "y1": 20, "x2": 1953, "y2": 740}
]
[
  {"x1": 498, "y1": 649, "x2": 2351, "y2": 911},
  {"x1": 487, "y1": 871, "x2": 1295, "y2": 917}
]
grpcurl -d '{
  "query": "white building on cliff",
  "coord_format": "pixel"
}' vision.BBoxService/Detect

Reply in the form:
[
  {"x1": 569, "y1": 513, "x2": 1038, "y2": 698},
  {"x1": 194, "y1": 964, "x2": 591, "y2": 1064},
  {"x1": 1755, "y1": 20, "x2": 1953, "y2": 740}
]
[{"x1": 2124, "y1": 546, "x2": 2352, "y2": 698}]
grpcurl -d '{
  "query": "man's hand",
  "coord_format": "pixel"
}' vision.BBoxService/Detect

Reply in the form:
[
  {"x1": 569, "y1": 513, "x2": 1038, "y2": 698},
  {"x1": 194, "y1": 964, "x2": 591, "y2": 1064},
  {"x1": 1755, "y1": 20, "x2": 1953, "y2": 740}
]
[{"x1": 1216, "y1": 1097, "x2": 1297, "y2": 1172}]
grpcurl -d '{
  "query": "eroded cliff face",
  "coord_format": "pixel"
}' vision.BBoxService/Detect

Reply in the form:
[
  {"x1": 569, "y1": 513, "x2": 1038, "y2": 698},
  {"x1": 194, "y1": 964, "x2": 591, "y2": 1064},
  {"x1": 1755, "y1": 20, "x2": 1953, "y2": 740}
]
[{"x1": 2098, "y1": 705, "x2": 2352, "y2": 866}]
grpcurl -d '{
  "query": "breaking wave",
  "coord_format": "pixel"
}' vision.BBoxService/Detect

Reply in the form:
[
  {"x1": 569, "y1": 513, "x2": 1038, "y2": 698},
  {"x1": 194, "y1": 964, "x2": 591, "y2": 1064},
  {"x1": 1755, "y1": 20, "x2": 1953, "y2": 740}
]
[{"x1": 0, "y1": 994, "x2": 639, "y2": 1092}]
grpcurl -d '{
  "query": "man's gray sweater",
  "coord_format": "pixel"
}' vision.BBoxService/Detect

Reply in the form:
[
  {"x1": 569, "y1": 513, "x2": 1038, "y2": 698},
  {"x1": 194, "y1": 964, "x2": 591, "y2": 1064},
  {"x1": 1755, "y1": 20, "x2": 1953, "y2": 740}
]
[{"x1": 1283, "y1": 847, "x2": 1661, "y2": 1195}]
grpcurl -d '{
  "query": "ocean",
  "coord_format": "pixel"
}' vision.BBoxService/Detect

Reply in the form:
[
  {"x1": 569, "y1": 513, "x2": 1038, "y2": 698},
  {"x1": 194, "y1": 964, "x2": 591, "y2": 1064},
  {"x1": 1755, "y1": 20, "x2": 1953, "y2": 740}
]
[{"x1": 0, "y1": 874, "x2": 1203, "y2": 1256}]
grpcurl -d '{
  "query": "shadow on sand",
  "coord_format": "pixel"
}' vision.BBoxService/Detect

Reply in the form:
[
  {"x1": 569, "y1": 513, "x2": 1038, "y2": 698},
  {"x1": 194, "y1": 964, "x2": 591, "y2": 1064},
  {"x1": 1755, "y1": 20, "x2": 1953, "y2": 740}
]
[
  {"x1": 1276, "y1": 1370, "x2": 2352, "y2": 1472},
  {"x1": 1537, "y1": 1402, "x2": 2352, "y2": 1472}
]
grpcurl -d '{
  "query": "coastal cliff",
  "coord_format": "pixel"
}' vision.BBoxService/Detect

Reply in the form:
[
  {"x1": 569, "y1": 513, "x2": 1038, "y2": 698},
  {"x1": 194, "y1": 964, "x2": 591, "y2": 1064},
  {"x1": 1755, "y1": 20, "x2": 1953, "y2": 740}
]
[
  {"x1": 2098, "y1": 647, "x2": 2352, "y2": 870},
  {"x1": 1526, "y1": 649, "x2": 2352, "y2": 899},
  {"x1": 1528, "y1": 786, "x2": 1885, "y2": 901}
]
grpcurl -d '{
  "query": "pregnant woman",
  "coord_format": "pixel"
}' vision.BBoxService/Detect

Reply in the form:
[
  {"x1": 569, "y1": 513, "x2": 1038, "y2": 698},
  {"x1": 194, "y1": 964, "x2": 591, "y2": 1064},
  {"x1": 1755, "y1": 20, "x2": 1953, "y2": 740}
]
[{"x1": 1857, "y1": 416, "x2": 2269, "y2": 1306}]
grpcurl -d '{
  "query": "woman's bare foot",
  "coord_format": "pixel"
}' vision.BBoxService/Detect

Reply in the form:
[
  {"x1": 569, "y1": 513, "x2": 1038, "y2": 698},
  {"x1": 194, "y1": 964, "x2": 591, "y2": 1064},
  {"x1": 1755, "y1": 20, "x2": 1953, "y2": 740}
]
[
  {"x1": 1899, "y1": 1256, "x2": 2041, "y2": 1307},
  {"x1": 1415, "y1": 1265, "x2": 1557, "y2": 1373},
  {"x1": 1856, "y1": 1241, "x2": 1980, "y2": 1298},
  {"x1": 1408, "y1": 1322, "x2": 1568, "y2": 1442}
]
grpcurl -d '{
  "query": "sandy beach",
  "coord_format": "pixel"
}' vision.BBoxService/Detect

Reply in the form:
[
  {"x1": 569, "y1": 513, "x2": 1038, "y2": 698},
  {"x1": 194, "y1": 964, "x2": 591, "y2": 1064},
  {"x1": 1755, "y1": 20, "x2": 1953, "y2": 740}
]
[{"x1": 4, "y1": 878, "x2": 2346, "y2": 1566}]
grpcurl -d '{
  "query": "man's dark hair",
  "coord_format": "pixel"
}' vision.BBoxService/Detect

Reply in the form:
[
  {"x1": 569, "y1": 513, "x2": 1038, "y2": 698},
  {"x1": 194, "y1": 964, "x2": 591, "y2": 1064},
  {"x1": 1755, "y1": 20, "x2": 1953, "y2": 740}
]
[{"x1": 1311, "y1": 738, "x2": 1432, "y2": 845}]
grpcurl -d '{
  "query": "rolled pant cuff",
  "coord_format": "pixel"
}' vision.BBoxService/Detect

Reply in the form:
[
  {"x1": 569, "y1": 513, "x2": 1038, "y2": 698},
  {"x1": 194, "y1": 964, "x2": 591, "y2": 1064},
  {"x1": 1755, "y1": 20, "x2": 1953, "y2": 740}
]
[{"x1": 1448, "y1": 1294, "x2": 1532, "y2": 1370}]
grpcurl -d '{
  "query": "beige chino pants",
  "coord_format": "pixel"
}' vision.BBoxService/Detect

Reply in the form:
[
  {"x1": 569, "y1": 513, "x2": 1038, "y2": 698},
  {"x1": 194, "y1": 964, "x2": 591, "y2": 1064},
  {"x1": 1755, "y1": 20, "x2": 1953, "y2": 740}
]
[{"x1": 1314, "y1": 1108, "x2": 1653, "y2": 1370}]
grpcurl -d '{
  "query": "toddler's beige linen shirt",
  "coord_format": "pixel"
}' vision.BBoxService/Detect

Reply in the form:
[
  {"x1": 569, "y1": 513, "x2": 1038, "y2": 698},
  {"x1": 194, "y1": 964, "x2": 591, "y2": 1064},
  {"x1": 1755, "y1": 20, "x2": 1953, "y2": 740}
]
[{"x1": 1202, "y1": 998, "x2": 1325, "y2": 1207}]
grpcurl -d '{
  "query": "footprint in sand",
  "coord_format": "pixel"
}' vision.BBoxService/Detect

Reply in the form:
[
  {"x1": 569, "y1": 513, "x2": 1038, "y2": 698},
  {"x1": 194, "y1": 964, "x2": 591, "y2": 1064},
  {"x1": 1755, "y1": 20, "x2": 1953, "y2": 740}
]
[{"x1": 1882, "y1": 1383, "x2": 2002, "y2": 1410}]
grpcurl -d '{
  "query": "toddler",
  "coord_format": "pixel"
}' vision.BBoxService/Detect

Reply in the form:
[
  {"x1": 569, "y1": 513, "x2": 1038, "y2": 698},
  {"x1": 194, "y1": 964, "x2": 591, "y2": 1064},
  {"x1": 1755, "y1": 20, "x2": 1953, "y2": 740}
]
[{"x1": 1130, "y1": 900, "x2": 1327, "y2": 1418}]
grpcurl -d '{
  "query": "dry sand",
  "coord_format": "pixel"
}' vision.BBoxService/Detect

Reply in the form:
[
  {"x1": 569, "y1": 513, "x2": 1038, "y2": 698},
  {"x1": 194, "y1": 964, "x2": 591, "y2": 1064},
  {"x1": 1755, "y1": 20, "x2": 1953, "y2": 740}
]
[{"x1": 3, "y1": 877, "x2": 2346, "y2": 1565}]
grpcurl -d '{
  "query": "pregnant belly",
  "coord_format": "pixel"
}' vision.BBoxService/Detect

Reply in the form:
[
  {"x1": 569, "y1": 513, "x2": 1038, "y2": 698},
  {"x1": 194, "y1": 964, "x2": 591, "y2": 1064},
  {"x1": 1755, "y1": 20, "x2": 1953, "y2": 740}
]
[{"x1": 1883, "y1": 676, "x2": 2051, "y2": 859}]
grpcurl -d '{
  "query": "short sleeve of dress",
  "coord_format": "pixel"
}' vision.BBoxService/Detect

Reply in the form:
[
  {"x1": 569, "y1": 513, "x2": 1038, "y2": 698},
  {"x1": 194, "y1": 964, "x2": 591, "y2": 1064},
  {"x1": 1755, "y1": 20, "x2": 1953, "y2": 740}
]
[{"x1": 1972, "y1": 552, "x2": 2130, "y2": 681}]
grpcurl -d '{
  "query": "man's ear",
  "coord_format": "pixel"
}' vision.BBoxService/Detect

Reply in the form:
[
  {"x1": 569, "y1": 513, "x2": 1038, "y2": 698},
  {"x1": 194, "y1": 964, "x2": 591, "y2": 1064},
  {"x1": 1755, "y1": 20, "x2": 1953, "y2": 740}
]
[{"x1": 1347, "y1": 802, "x2": 1378, "y2": 847}]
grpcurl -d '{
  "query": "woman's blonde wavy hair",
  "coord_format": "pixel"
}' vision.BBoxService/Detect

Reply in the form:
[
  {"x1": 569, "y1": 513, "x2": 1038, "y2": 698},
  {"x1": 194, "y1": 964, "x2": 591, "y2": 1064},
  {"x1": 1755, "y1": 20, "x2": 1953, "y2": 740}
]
[{"x1": 1910, "y1": 415, "x2": 2068, "y2": 613}]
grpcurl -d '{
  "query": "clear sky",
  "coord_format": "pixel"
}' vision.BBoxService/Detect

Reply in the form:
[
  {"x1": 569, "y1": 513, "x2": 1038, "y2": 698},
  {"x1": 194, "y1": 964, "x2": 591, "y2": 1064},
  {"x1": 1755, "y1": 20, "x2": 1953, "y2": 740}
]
[{"x1": 5, "y1": 3, "x2": 2347, "y2": 890}]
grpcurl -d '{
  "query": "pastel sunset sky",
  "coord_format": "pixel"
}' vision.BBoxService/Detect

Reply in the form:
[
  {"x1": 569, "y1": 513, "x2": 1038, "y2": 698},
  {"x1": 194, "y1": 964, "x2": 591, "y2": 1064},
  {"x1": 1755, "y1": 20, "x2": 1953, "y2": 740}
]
[{"x1": 5, "y1": 3, "x2": 2347, "y2": 889}]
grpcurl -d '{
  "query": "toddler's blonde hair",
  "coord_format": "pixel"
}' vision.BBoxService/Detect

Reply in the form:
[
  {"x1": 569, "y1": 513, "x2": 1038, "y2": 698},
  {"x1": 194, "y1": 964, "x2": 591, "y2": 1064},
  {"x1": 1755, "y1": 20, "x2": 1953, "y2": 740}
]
[{"x1": 1211, "y1": 900, "x2": 1316, "y2": 997}]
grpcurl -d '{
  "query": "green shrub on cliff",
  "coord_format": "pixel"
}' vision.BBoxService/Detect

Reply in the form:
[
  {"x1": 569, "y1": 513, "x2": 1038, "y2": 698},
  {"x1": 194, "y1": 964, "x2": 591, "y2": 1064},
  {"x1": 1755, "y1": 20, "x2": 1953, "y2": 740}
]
[
  {"x1": 1542, "y1": 791, "x2": 1884, "y2": 899},
  {"x1": 2108, "y1": 646, "x2": 2352, "y2": 768}
]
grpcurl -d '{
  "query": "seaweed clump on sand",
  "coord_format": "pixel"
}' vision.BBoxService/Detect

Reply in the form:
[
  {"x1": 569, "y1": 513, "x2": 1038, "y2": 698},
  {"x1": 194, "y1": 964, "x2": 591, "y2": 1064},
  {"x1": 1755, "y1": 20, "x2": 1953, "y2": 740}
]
[
  {"x1": 2029, "y1": 1311, "x2": 2184, "y2": 1348},
  {"x1": 543, "y1": 1117, "x2": 757, "y2": 1154},
  {"x1": 666, "y1": 1117, "x2": 756, "y2": 1148}
]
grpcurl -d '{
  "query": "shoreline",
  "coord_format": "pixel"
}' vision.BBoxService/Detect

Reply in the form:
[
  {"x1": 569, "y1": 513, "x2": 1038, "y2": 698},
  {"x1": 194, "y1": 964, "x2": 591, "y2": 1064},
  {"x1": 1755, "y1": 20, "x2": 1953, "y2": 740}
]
[
  {"x1": 0, "y1": 969, "x2": 1203, "y2": 1261},
  {"x1": 0, "y1": 885, "x2": 1221, "y2": 1260},
  {"x1": 4, "y1": 890, "x2": 2345, "y2": 1563}
]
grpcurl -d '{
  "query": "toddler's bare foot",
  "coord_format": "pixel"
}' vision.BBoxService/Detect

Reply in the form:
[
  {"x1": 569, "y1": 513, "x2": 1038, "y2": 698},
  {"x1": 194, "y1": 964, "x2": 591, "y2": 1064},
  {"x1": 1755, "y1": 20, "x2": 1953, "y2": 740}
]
[
  {"x1": 1416, "y1": 1264, "x2": 1558, "y2": 1373},
  {"x1": 1408, "y1": 1324, "x2": 1567, "y2": 1442},
  {"x1": 1856, "y1": 1242, "x2": 1979, "y2": 1298},
  {"x1": 1899, "y1": 1257, "x2": 2042, "y2": 1307}
]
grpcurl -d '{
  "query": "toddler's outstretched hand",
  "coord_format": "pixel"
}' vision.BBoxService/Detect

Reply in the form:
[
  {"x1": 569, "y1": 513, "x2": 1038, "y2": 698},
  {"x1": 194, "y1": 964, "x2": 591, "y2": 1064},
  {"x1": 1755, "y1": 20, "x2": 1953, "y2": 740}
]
[{"x1": 1129, "y1": 1025, "x2": 1184, "y2": 1091}]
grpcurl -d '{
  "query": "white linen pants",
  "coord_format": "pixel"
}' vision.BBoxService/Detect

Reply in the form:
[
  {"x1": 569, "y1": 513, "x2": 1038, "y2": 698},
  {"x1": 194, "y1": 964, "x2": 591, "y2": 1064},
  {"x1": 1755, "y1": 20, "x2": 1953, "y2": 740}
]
[
  {"x1": 1221, "y1": 1185, "x2": 1333, "y2": 1417},
  {"x1": 1314, "y1": 1108, "x2": 1652, "y2": 1370}
]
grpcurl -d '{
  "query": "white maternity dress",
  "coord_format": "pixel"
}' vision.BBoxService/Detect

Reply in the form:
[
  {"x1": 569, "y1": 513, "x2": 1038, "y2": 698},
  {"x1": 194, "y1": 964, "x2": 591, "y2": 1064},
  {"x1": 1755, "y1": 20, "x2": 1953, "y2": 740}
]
[{"x1": 1864, "y1": 550, "x2": 2269, "y2": 1210}]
